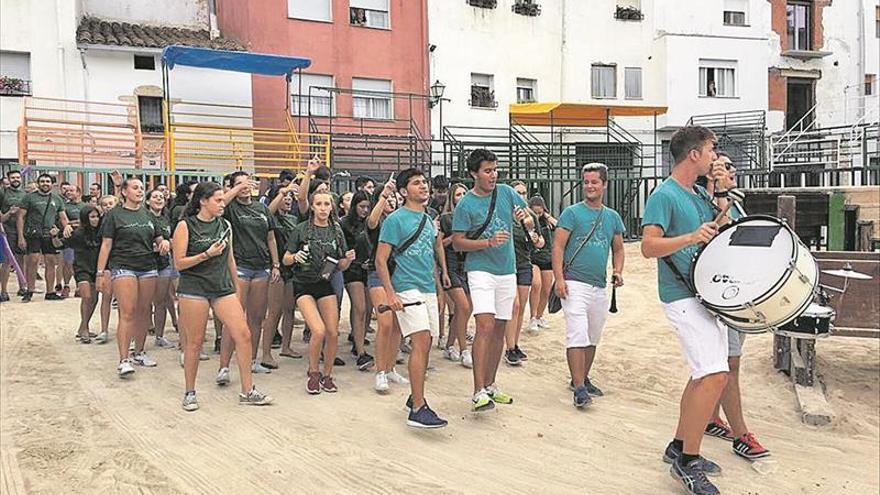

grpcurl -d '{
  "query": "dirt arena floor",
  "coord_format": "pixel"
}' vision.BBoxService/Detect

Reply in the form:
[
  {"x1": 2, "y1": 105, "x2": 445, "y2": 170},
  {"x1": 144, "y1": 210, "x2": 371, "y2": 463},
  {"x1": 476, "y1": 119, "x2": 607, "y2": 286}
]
[{"x1": 1, "y1": 243, "x2": 878, "y2": 494}]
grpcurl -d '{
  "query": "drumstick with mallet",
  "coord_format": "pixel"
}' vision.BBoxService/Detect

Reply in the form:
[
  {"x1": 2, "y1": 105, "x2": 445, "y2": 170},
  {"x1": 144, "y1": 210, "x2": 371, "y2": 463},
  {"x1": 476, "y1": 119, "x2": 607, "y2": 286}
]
[
  {"x1": 377, "y1": 301, "x2": 424, "y2": 313},
  {"x1": 713, "y1": 188, "x2": 746, "y2": 224}
]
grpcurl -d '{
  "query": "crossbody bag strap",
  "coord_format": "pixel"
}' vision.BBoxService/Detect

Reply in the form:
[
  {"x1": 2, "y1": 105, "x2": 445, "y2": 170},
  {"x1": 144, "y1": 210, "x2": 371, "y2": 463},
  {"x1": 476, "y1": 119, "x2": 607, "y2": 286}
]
[
  {"x1": 394, "y1": 213, "x2": 429, "y2": 255},
  {"x1": 465, "y1": 187, "x2": 498, "y2": 240},
  {"x1": 562, "y1": 206, "x2": 604, "y2": 273}
]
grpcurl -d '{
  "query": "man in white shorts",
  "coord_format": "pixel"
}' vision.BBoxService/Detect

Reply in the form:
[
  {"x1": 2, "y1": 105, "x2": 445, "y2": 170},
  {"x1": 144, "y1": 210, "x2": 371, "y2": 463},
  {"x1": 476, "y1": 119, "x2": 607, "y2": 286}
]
[
  {"x1": 452, "y1": 149, "x2": 531, "y2": 412},
  {"x1": 642, "y1": 126, "x2": 729, "y2": 495},
  {"x1": 376, "y1": 168, "x2": 448, "y2": 428},
  {"x1": 552, "y1": 163, "x2": 625, "y2": 408}
]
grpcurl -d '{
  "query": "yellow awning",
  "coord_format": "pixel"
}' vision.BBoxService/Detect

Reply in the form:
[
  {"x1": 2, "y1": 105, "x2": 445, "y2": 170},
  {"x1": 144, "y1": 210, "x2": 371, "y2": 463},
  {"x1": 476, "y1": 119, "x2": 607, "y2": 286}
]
[{"x1": 509, "y1": 102, "x2": 668, "y2": 127}]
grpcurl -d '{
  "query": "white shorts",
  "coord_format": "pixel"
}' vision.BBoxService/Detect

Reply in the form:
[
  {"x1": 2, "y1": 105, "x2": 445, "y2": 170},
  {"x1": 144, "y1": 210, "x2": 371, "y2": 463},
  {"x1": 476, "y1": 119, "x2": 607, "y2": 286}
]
[
  {"x1": 467, "y1": 271, "x2": 517, "y2": 321},
  {"x1": 395, "y1": 290, "x2": 440, "y2": 339},
  {"x1": 662, "y1": 298, "x2": 730, "y2": 380},
  {"x1": 728, "y1": 329, "x2": 745, "y2": 358},
  {"x1": 561, "y1": 280, "x2": 608, "y2": 348}
]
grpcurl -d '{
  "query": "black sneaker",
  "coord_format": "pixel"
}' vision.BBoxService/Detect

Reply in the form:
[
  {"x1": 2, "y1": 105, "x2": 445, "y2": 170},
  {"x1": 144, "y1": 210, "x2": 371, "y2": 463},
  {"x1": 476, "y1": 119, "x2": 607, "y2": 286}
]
[
  {"x1": 347, "y1": 333, "x2": 355, "y2": 343},
  {"x1": 670, "y1": 458, "x2": 720, "y2": 495},
  {"x1": 334, "y1": 356, "x2": 345, "y2": 366},
  {"x1": 585, "y1": 377, "x2": 604, "y2": 397},
  {"x1": 271, "y1": 331, "x2": 282, "y2": 349},
  {"x1": 45, "y1": 293, "x2": 63, "y2": 301},
  {"x1": 0, "y1": 292, "x2": 9, "y2": 302},
  {"x1": 213, "y1": 337, "x2": 221, "y2": 354},
  {"x1": 504, "y1": 349, "x2": 522, "y2": 366},
  {"x1": 406, "y1": 402, "x2": 448, "y2": 429},
  {"x1": 17, "y1": 288, "x2": 27, "y2": 297},
  {"x1": 303, "y1": 327, "x2": 311, "y2": 343},
  {"x1": 662, "y1": 441, "x2": 722, "y2": 476},
  {"x1": 405, "y1": 394, "x2": 414, "y2": 409},
  {"x1": 514, "y1": 345, "x2": 528, "y2": 361},
  {"x1": 356, "y1": 353, "x2": 375, "y2": 371},
  {"x1": 573, "y1": 385, "x2": 592, "y2": 408},
  {"x1": 350, "y1": 343, "x2": 359, "y2": 358},
  {"x1": 21, "y1": 291, "x2": 32, "y2": 303}
]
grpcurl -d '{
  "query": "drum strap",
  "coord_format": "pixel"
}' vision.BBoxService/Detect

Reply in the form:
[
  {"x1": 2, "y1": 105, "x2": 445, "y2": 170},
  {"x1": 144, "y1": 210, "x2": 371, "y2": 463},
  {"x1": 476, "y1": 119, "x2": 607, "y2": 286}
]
[{"x1": 661, "y1": 256, "x2": 695, "y2": 294}]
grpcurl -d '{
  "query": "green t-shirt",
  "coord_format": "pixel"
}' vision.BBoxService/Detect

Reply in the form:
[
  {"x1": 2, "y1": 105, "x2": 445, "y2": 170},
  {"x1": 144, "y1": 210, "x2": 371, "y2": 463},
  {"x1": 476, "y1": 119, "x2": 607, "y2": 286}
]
[
  {"x1": 557, "y1": 203, "x2": 626, "y2": 288},
  {"x1": 150, "y1": 212, "x2": 172, "y2": 271},
  {"x1": 641, "y1": 178, "x2": 715, "y2": 303},
  {"x1": 224, "y1": 199, "x2": 276, "y2": 270},
  {"x1": 0, "y1": 187, "x2": 26, "y2": 231},
  {"x1": 100, "y1": 206, "x2": 162, "y2": 272},
  {"x1": 285, "y1": 222, "x2": 346, "y2": 285},
  {"x1": 64, "y1": 227, "x2": 101, "y2": 275},
  {"x1": 169, "y1": 205, "x2": 186, "y2": 224},
  {"x1": 512, "y1": 210, "x2": 540, "y2": 273},
  {"x1": 379, "y1": 206, "x2": 436, "y2": 293},
  {"x1": 63, "y1": 200, "x2": 84, "y2": 227},
  {"x1": 178, "y1": 216, "x2": 235, "y2": 298},
  {"x1": 451, "y1": 184, "x2": 527, "y2": 276},
  {"x1": 273, "y1": 211, "x2": 299, "y2": 280},
  {"x1": 20, "y1": 191, "x2": 65, "y2": 237},
  {"x1": 439, "y1": 212, "x2": 463, "y2": 275}
]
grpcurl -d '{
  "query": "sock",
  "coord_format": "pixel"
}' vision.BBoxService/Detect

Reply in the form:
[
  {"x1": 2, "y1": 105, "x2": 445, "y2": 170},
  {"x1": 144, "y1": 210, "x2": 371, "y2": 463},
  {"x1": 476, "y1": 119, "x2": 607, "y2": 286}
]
[
  {"x1": 671, "y1": 439, "x2": 684, "y2": 451},
  {"x1": 679, "y1": 453, "x2": 699, "y2": 466}
]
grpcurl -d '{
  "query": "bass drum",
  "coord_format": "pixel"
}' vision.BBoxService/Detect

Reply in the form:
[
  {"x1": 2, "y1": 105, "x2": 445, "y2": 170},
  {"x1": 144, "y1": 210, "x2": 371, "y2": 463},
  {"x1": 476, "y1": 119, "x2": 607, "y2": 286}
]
[{"x1": 691, "y1": 215, "x2": 818, "y2": 333}]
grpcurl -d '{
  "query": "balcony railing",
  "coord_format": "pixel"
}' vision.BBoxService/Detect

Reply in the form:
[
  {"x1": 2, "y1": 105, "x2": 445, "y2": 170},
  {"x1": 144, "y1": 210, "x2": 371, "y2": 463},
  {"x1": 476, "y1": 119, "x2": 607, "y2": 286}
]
[
  {"x1": 469, "y1": 87, "x2": 498, "y2": 109},
  {"x1": 0, "y1": 77, "x2": 32, "y2": 96}
]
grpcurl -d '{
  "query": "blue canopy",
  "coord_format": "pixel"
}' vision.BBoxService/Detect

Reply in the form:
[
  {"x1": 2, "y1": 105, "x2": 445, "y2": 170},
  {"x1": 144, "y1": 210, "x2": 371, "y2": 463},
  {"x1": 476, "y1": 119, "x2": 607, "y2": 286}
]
[{"x1": 161, "y1": 45, "x2": 311, "y2": 76}]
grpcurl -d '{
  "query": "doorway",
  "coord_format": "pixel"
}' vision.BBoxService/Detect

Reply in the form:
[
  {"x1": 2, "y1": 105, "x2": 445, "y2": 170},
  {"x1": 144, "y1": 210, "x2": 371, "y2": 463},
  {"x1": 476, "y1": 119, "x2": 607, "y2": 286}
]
[{"x1": 786, "y1": 77, "x2": 815, "y2": 129}]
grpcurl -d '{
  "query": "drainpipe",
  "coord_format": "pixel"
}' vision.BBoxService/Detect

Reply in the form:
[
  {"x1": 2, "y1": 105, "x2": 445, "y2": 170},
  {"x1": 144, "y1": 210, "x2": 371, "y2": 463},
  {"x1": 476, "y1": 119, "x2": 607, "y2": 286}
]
[
  {"x1": 56, "y1": 0, "x2": 67, "y2": 98},
  {"x1": 560, "y1": 0, "x2": 566, "y2": 101},
  {"x1": 856, "y1": 0, "x2": 865, "y2": 120},
  {"x1": 79, "y1": 48, "x2": 89, "y2": 102}
]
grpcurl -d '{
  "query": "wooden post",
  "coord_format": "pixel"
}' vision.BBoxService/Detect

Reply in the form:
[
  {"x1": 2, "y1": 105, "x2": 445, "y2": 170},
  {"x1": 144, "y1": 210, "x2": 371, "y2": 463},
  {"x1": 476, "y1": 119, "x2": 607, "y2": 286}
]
[
  {"x1": 827, "y1": 191, "x2": 846, "y2": 251},
  {"x1": 858, "y1": 220, "x2": 875, "y2": 252},
  {"x1": 774, "y1": 195, "x2": 796, "y2": 372}
]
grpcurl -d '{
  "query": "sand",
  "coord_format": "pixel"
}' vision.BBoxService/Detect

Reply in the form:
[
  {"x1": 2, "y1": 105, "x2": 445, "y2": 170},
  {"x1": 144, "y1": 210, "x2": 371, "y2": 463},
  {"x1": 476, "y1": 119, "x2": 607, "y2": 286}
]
[{"x1": 1, "y1": 242, "x2": 878, "y2": 495}]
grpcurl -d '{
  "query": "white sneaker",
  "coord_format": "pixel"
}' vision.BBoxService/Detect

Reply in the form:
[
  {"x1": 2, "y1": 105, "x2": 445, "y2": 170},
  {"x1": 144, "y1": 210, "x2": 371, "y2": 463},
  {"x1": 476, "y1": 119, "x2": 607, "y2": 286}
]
[
  {"x1": 527, "y1": 318, "x2": 541, "y2": 333},
  {"x1": 374, "y1": 371, "x2": 390, "y2": 392},
  {"x1": 538, "y1": 317, "x2": 550, "y2": 329},
  {"x1": 155, "y1": 336, "x2": 174, "y2": 349},
  {"x1": 443, "y1": 347, "x2": 461, "y2": 361},
  {"x1": 117, "y1": 359, "x2": 135, "y2": 377},
  {"x1": 95, "y1": 331, "x2": 109, "y2": 344},
  {"x1": 128, "y1": 341, "x2": 136, "y2": 352},
  {"x1": 216, "y1": 367, "x2": 231, "y2": 386},
  {"x1": 199, "y1": 351, "x2": 209, "y2": 361},
  {"x1": 132, "y1": 351, "x2": 157, "y2": 367},
  {"x1": 461, "y1": 349, "x2": 474, "y2": 369},
  {"x1": 387, "y1": 368, "x2": 410, "y2": 385},
  {"x1": 178, "y1": 352, "x2": 185, "y2": 368},
  {"x1": 251, "y1": 360, "x2": 271, "y2": 374}
]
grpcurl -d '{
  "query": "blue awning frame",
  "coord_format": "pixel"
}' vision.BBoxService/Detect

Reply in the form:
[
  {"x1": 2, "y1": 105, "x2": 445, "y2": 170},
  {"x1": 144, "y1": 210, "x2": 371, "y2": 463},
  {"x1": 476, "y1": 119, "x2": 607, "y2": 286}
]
[{"x1": 161, "y1": 45, "x2": 311, "y2": 76}]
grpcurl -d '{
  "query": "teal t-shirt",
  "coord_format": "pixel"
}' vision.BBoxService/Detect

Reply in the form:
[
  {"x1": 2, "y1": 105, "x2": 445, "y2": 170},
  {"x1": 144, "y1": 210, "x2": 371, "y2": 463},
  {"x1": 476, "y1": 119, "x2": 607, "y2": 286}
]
[
  {"x1": 557, "y1": 204, "x2": 625, "y2": 288},
  {"x1": 451, "y1": 183, "x2": 527, "y2": 276},
  {"x1": 379, "y1": 206, "x2": 436, "y2": 293},
  {"x1": 641, "y1": 178, "x2": 715, "y2": 303}
]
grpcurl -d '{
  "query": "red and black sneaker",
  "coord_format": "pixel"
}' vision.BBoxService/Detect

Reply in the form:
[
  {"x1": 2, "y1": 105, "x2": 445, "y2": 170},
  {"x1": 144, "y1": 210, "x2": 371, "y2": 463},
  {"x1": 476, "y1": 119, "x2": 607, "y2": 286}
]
[
  {"x1": 733, "y1": 432, "x2": 771, "y2": 460},
  {"x1": 306, "y1": 371, "x2": 322, "y2": 395},
  {"x1": 705, "y1": 417, "x2": 735, "y2": 441}
]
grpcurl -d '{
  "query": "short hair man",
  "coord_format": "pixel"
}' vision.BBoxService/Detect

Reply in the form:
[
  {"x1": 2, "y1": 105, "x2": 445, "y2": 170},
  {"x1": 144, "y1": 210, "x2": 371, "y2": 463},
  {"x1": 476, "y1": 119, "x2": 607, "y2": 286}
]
[
  {"x1": 552, "y1": 163, "x2": 625, "y2": 408},
  {"x1": 0, "y1": 169, "x2": 27, "y2": 300},
  {"x1": 451, "y1": 149, "x2": 532, "y2": 412}
]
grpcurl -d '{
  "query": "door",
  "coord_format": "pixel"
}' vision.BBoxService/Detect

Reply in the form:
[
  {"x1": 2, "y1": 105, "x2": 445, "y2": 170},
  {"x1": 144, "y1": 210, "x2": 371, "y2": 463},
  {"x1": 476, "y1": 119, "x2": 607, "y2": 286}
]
[{"x1": 786, "y1": 78, "x2": 815, "y2": 129}]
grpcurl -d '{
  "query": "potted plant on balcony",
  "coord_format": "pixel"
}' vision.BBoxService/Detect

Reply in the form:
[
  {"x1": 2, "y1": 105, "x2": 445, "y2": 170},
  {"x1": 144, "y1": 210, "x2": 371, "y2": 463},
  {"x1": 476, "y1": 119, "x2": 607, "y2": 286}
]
[
  {"x1": 614, "y1": 5, "x2": 644, "y2": 20},
  {"x1": 0, "y1": 76, "x2": 25, "y2": 95}
]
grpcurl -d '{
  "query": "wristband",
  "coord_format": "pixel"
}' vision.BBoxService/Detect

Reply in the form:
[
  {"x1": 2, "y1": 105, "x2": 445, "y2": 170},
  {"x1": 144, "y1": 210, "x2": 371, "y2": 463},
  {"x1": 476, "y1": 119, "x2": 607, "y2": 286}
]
[{"x1": 272, "y1": 263, "x2": 280, "y2": 269}]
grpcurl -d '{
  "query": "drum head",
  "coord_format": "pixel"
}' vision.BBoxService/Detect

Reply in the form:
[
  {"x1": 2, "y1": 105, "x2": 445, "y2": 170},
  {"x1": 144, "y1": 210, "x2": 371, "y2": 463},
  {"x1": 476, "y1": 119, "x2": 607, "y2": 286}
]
[
  {"x1": 802, "y1": 302, "x2": 835, "y2": 319},
  {"x1": 694, "y1": 217, "x2": 794, "y2": 308}
]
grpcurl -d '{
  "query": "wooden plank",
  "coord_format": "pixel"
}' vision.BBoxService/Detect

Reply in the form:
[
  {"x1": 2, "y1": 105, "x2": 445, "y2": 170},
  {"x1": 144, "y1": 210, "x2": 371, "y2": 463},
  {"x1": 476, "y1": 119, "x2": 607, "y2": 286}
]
[
  {"x1": 794, "y1": 383, "x2": 836, "y2": 426},
  {"x1": 827, "y1": 191, "x2": 846, "y2": 251},
  {"x1": 831, "y1": 327, "x2": 880, "y2": 338}
]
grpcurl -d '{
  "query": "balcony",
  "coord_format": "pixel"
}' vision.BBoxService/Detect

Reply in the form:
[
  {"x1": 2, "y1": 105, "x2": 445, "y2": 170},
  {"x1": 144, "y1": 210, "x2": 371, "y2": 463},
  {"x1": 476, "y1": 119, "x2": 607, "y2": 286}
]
[
  {"x1": 467, "y1": 0, "x2": 497, "y2": 9},
  {"x1": 0, "y1": 77, "x2": 32, "y2": 97},
  {"x1": 614, "y1": 5, "x2": 644, "y2": 21},
  {"x1": 781, "y1": 49, "x2": 832, "y2": 61},
  {"x1": 512, "y1": 0, "x2": 541, "y2": 16},
  {"x1": 469, "y1": 87, "x2": 498, "y2": 109}
]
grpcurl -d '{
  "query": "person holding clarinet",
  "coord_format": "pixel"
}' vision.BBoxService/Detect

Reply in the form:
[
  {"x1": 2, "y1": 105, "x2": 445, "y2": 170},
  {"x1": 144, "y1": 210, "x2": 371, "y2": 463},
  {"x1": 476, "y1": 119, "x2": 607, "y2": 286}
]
[{"x1": 552, "y1": 163, "x2": 625, "y2": 409}]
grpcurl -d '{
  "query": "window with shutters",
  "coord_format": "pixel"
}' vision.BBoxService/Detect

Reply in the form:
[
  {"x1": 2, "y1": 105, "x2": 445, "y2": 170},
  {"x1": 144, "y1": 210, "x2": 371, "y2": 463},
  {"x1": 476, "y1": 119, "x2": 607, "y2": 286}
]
[
  {"x1": 350, "y1": 0, "x2": 390, "y2": 29},
  {"x1": 288, "y1": 0, "x2": 332, "y2": 22},
  {"x1": 291, "y1": 74, "x2": 334, "y2": 117},
  {"x1": 516, "y1": 78, "x2": 536, "y2": 103},
  {"x1": 470, "y1": 73, "x2": 496, "y2": 108},
  {"x1": 138, "y1": 96, "x2": 164, "y2": 133},
  {"x1": 352, "y1": 78, "x2": 392, "y2": 120},
  {"x1": 624, "y1": 67, "x2": 642, "y2": 99},
  {"x1": 591, "y1": 64, "x2": 617, "y2": 99},
  {"x1": 723, "y1": 0, "x2": 748, "y2": 26}
]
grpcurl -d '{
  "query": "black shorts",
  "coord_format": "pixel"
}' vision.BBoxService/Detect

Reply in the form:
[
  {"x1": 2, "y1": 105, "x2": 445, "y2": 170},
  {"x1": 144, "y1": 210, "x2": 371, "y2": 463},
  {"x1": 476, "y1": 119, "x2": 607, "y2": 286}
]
[
  {"x1": 343, "y1": 266, "x2": 368, "y2": 285},
  {"x1": 74, "y1": 270, "x2": 96, "y2": 284},
  {"x1": 447, "y1": 270, "x2": 469, "y2": 291},
  {"x1": 293, "y1": 279, "x2": 336, "y2": 302},
  {"x1": 516, "y1": 267, "x2": 533, "y2": 287},
  {"x1": 5, "y1": 230, "x2": 25, "y2": 256},
  {"x1": 533, "y1": 260, "x2": 552, "y2": 271},
  {"x1": 25, "y1": 235, "x2": 60, "y2": 255}
]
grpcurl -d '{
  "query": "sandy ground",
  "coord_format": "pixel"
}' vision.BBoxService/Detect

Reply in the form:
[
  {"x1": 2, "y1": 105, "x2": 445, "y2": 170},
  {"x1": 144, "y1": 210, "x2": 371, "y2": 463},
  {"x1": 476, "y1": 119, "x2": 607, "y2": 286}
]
[{"x1": 1, "y1": 242, "x2": 878, "y2": 495}]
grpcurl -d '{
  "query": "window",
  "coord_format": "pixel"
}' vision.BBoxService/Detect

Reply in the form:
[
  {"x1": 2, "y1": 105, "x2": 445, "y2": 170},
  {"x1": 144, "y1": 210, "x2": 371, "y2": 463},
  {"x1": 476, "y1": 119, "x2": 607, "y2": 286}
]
[
  {"x1": 134, "y1": 55, "x2": 156, "y2": 70},
  {"x1": 516, "y1": 78, "x2": 536, "y2": 103},
  {"x1": 352, "y1": 78, "x2": 392, "y2": 119},
  {"x1": 624, "y1": 67, "x2": 642, "y2": 99},
  {"x1": 615, "y1": 0, "x2": 643, "y2": 21},
  {"x1": 288, "y1": 0, "x2": 332, "y2": 22},
  {"x1": 699, "y1": 60, "x2": 737, "y2": 97},
  {"x1": 138, "y1": 96, "x2": 164, "y2": 133},
  {"x1": 0, "y1": 51, "x2": 32, "y2": 96},
  {"x1": 787, "y1": 1, "x2": 811, "y2": 51},
  {"x1": 723, "y1": 0, "x2": 748, "y2": 26},
  {"x1": 470, "y1": 73, "x2": 496, "y2": 108},
  {"x1": 350, "y1": 0, "x2": 389, "y2": 29},
  {"x1": 291, "y1": 73, "x2": 334, "y2": 117},
  {"x1": 591, "y1": 64, "x2": 617, "y2": 99},
  {"x1": 867, "y1": 74, "x2": 876, "y2": 97}
]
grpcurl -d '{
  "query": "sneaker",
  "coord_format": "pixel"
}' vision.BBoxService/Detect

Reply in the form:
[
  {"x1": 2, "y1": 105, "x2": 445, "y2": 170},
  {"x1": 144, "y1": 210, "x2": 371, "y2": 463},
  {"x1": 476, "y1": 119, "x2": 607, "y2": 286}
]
[
  {"x1": 461, "y1": 349, "x2": 473, "y2": 368},
  {"x1": 732, "y1": 432, "x2": 771, "y2": 460},
  {"x1": 670, "y1": 458, "x2": 720, "y2": 495},
  {"x1": 407, "y1": 403, "x2": 448, "y2": 429},
  {"x1": 374, "y1": 371, "x2": 390, "y2": 392},
  {"x1": 514, "y1": 345, "x2": 528, "y2": 361},
  {"x1": 0, "y1": 292, "x2": 9, "y2": 302},
  {"x1": 215, "y1": 367, "x2": 231, "y2": 386},
  {"x1": 148, "y1": 327, "x2": 156, "y2": 336},
  {"x1": 472, "y1": 389, "x2": 495, "y2": 412},
  {"x1": 280, "y1": 349, "x2": 303, "y2": 359},
  {"x1": 585, "y1": 377, "x2": 604, "y2": 397},
  {"x1": 182, "y1": 391, "x2": 199, "y2": 412},
  {"x1": 443, "y1": 347, "x2": 461, "y2": 362},
  {"x1": 306, "y1": 371, "x2": 322, "y2": 395},
  {"x1": 538, "y1": 317, "x2": 550, "y2": 329},
  {"x1": 271, "y1": 332, "x2": 282, "y2": 349},
  {"x1": 504, "y1": 349, "x2": 522, "y2": 366},
  {"x1": 117, "y1": 359, "x2": 135, "y2": 377},
  {"x1": 486, "y1": 384, "x2": 514, "y2": 405},
  {"x1": 334, "y1": 357, "x2": 345, "y2": 366},
  {"x1": 320, "y1": 375, "x2": 338, "y2": 393},
  {"x1": 662, "y1": 441, "x2": 722, "y2": 476},
  {"x1": 132, "y1": 352, "x2": 157, "y2": 367},
  {"x1": 705, "y1": 417, "x2": 735, "y2": 441},
  {"x1": 527, "y1": 318, "x2": 541, "y2": 332},
  {"x1": 199, "y1": 351, "x2": 209, "y2": 361},
  {"x1": 155, "y1": 336, "x2": 174, "y2": 349},
  {"x1": 21, "y1": 291, "x2": 32, "y2": 302},
  {"x1": 213, "y1": 338, "x2": 221, "y2": 354},
  {"x1": 395, "y1": 352, "x2": 405, "y2": 365},
  {"x1": 387, "y1": 368, "x2": 409, "y2": 385},
  {"x1": 251, "y1": 360, "x2": 272, "y2": 374},
  {"x1": 356, "y1": 353, "x2": 375, "y2": 371},
  {"x1": 45, "y1": 293, "x2": 63, "y2": 301},
  {"x1": 16, "y1": 288, "x2": 26, "y2": 297},
  {"x1": 573, "y1": 385, "x2": 592, "y2": 408},
  {"x1": 95, "y1": 331, "x2": 108, "y2": 344},
  {"x1": 302, "y1": 327, "x2": 311, "y2": 343},
  {"x1": 239, "y1": 386, "x2": 273, "y2": 406}
]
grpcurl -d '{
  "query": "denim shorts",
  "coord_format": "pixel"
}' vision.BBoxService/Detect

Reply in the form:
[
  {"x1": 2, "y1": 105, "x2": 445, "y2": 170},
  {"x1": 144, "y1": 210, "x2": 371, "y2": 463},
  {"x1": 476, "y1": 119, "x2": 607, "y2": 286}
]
[
  {"x1": 62, "y1": 248, "x2": 75, "y2": 264},
  {"x1": 236, "y1": 267, "x2": 270, "y2": 280},
  {"x1": 178, "y1": 292, "x2": 237, "y2": 304},
  {"x1": 111, "y1": 268, "x2": 159, "y2": 280},
  {"x1": 367, "y1": 270, "x2": 383, "y2": 289},
  {"x1": 158, "y1": 265, "x2": 179, "y2": 278}
]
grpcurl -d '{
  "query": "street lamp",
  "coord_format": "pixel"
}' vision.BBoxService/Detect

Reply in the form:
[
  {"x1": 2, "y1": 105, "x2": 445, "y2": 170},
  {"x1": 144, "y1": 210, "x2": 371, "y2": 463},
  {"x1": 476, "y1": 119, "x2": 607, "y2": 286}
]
[{"x1": 429, "y1": 80, "x2": 445, "y2": 108}]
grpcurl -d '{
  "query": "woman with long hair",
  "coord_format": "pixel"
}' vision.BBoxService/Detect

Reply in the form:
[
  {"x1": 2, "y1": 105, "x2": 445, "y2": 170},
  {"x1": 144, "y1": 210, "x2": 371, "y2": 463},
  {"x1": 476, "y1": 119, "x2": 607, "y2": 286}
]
[
  {"x1": 340, "y1": 190, "x2": 375, "y2": 371},
  {"x1": 147, "y1": 189, "x2": 176, "y2": 348},
  {"x1": 260, "y1": 183, "x2": 301, "y2": 367},
  {"x1": 283, "y1": 190, "x2": 355, "y2": 394},
  {"x1": 173, "y1": 181, "x2": 273, "y2": 411},
  {"x1": 438, "y1": 182, "x2": 473, "y2": 368},
  {"x1": 93, "y1": 195, "x2": 117, "y2": 344},
  {"x1": 169, "y1": 181, "x2": 196, "y2": 222},
  {"x1": 67, "y1": 205, "x2": 102, "y2": 343},
  {"x1": 528, "y1": 195, "x2": 557, "y2": 331},
  {"x1": 96, "y1": 178, "x2": 169, "y2": 376}
]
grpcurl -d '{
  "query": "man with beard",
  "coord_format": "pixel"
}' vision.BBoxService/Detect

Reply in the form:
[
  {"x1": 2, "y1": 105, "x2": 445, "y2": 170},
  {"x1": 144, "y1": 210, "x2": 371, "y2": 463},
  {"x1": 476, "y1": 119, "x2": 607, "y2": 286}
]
[{"x1": 0, "y1": 170, "x2": 27, "y2": 301}]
